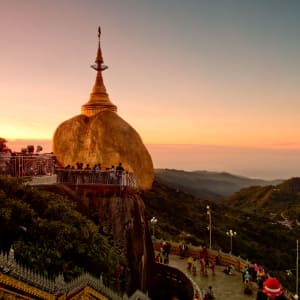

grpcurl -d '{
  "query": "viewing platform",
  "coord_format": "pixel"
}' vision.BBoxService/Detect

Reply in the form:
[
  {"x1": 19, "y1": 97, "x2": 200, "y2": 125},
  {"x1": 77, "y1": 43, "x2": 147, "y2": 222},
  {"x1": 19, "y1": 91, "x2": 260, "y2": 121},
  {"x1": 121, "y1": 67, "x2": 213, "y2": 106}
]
[{"x1": 0, "y1": 154, "x2": 138, "y2": 189}]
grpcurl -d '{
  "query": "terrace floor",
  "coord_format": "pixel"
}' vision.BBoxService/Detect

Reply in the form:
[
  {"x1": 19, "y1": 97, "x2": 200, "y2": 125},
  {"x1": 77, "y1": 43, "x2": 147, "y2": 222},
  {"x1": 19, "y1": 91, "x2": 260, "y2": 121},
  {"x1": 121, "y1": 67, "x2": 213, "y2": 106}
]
[{"x1": 168, "y1": 254, "x2": 258, "y2": 300}]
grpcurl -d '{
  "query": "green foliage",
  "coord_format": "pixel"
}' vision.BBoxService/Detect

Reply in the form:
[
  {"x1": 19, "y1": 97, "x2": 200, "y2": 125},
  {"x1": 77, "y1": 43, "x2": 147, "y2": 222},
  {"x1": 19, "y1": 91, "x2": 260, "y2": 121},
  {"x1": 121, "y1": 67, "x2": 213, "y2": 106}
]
[
  {"x1": 144, "y1": 181, "x2": 222, "y2": 246},
  {"x1": 225, "y1": 177, "x2": 300, "y2": 218},
  {"x1": 0, "y1": 176, "x2": 122, "y2": 282}
]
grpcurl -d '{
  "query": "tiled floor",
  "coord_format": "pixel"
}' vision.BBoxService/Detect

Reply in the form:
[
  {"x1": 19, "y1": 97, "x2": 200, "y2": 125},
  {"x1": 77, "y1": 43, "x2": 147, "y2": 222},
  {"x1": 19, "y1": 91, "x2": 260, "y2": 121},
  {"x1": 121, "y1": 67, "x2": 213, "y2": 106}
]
[{"x1": 168, "y1": 254, "x2": 257, "y2": 300}]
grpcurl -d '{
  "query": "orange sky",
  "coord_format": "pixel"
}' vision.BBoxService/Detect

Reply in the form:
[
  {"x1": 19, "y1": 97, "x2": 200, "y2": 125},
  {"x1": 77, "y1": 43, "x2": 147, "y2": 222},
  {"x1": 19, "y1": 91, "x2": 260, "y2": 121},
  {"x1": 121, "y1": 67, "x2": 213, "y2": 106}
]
[{"x1": 1, "y1": 1, "x2": 300, "y2": 178}]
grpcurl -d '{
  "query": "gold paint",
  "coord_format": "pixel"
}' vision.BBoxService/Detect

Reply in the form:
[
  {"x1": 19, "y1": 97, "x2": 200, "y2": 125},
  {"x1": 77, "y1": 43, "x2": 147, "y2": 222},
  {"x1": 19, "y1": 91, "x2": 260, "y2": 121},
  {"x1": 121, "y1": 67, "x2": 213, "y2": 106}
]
[
  {"x1": 0, "y1": 273, "x2": 55, "y2": 300},
  {"x1": 53, "y1": 111, "x2": 154, "y2": 190},
  {"x1": 68, "y1": 287, "x2": 109, "y2": 300},
  {"x1": 0, "y1": 273, "x2": 111, "y2": 300},
  {"x1": 81, "y1": 71, "x2": 117, "y2": 116},
  {"x1": 81, "y1": 28, "x2": 117, "y2": 116}
]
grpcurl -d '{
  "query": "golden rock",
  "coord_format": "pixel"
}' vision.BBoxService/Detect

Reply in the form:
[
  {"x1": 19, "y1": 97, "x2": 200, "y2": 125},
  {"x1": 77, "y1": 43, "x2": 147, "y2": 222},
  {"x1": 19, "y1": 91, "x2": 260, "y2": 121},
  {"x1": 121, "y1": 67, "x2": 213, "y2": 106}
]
[
  {"x1": 53, "y1": 27, "x2": 154, "y2": 189},
  {"x1": 53, "y1": 111, "x2": 153, "y2": 189}
]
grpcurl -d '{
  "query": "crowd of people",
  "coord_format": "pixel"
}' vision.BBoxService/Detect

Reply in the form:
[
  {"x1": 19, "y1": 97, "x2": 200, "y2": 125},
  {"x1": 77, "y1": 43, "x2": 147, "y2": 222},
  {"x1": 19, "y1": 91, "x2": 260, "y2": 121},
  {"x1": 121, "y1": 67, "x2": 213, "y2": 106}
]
[
  {"x1": 57, "y1": 162, "x2": 134, "y2": 186},
  {"x1": 241, "y1": 263, "x2": 267, "y2": 294},
  {"x1": 186, "y1": 254, "x2": 216, "y2": 278},
  {"x1": 240, "y1": 264, "x2": 289, "y2": 299}
]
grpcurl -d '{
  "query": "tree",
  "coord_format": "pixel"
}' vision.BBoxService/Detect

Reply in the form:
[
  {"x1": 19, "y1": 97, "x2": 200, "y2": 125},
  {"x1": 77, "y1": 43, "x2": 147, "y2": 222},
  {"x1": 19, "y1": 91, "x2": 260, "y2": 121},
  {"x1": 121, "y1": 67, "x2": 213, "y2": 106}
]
[{"x1": 0, "y1": 176, "x2": 125, "y2": 284}]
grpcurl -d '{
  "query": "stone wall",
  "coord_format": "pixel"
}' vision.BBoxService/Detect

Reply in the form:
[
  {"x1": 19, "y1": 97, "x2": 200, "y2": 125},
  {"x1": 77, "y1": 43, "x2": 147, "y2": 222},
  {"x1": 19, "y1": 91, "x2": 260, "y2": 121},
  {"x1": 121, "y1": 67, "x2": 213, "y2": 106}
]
[{"x1": 151, "y1": 263, "x2": 194, "y2": 300}]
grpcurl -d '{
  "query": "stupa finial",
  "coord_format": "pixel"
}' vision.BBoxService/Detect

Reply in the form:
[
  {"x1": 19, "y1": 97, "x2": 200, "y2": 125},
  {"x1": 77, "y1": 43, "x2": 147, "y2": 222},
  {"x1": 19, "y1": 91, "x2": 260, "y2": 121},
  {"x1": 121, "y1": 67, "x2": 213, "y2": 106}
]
[
  {"x1": 91, "y1": 26, "x2": 107, "y2": 71},
  {"x1": 81, "y1": 26, "x2": 117, "y2": 116}
]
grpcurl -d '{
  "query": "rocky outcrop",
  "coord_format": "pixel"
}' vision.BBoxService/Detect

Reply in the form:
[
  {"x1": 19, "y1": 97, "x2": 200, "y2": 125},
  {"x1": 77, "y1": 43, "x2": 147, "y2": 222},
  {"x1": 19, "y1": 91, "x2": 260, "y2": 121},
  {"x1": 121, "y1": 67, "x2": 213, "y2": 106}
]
[
  {"x1": 97, "y1": 193, "x2": 154, "y2": 294},
  {"x1": 70, "y1": 187, "x2": 155, "y2": 295}
]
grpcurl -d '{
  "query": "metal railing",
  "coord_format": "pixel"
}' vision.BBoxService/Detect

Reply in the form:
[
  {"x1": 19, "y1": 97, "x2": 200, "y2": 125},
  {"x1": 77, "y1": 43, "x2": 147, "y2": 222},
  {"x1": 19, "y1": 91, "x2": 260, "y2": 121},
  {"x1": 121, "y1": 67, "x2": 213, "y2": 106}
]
[
  {"x1": 56, "y1": 169, "x2": 137, "y2": 188},
  {"x1": 0, "y1": 154, "x2": 55, "y2": 177},
  {"x1": 0, "y1": 154, "x2": 138, "y2": 189}
]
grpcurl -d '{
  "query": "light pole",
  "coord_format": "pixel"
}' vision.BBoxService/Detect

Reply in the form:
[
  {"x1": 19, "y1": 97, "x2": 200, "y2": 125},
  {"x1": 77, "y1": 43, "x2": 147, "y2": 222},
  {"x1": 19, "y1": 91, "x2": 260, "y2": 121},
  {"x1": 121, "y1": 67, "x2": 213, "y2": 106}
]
[
  {"x1": 226, "y1": 229, "x2": 237, "y2": 254},
  {"x1": 150, "y1": 217, "x2": 158, "y2": 241},
  {"x1": 206, "y1": 205, "x2": 212, "y2": 249},
  {"x1": 296, "y1": 240, "x2": 299, "y2": 299}
]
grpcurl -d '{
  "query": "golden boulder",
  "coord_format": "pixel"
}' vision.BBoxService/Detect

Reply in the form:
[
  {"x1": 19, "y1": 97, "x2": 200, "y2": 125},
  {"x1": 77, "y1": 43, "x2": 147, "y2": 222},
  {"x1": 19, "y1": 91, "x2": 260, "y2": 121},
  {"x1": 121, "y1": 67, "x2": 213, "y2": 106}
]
[{"x1": 53, "y1": 111, "x2": 154, "y2": 189}]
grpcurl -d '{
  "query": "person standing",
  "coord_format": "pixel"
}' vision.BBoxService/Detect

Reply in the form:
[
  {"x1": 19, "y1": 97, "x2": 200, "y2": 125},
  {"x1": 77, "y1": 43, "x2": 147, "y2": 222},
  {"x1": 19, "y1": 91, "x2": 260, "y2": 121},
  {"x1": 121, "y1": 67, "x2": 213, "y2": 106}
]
[
  {"x1": 211, "y1": 257, "x2": 216, "y2": 276},
  {"x1": 116, "y1": 162, "x2": 124, "y2": 184}
]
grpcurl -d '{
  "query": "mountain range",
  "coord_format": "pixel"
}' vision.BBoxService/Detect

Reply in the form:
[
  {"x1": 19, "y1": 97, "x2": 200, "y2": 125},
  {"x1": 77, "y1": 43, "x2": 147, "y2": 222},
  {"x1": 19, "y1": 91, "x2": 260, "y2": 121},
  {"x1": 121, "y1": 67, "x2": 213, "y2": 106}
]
[{"x1": 154, "y1": 168, "x2": 281, "y2": 200}]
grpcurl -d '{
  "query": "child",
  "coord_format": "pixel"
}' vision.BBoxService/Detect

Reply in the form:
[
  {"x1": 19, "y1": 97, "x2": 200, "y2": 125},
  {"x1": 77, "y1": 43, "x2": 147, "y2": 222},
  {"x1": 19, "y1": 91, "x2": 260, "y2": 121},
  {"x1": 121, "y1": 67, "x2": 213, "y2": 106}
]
[{"x1": 187, "y1": 256, "x2": 193, "y2": 271}]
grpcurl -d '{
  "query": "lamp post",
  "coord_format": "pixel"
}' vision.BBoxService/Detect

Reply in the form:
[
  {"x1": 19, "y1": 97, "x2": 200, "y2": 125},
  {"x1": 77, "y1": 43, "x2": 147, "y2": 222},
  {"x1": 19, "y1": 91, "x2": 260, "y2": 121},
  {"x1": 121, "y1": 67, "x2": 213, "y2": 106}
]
[
  {"x1": 150, "y1": 217, "x2": 158, "y2": 241},
  {"x1": 296, "y1": 240, "x2": 299, "y2": 299},
  {"x1": 206, "y1": 205, "x2": 212, "y2": 249},
  {"x1": 226, "y1": 229, "x2": 237, "y2": 254}
]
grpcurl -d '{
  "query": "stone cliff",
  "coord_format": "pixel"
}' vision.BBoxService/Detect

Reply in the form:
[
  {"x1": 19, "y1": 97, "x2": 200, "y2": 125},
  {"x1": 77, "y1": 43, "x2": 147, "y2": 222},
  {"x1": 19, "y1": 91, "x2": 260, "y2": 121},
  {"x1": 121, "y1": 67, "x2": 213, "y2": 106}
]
[
  {"x1": 95, "y1": 193, "x2": 154, "y2": 294},
  {"x1": 67, "y1": 186, "x2": 155, "y2": 295}
]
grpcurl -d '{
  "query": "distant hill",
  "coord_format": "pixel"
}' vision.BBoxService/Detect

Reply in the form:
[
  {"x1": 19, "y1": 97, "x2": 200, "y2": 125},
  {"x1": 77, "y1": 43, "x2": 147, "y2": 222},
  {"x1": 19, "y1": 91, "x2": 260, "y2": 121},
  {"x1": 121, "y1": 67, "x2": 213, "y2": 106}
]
[
  {"x1": 155, "y1": 169, "x2": 281, "y2": 200},
  {"x1": 224, "y1": 177, "x2": 300, "y2": 224}
]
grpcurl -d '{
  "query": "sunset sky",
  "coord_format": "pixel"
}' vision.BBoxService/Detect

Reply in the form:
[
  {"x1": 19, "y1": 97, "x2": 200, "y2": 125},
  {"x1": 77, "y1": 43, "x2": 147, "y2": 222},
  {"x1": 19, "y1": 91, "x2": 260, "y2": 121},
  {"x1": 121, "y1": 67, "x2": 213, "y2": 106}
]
[{"x1": 1, "y1": 0, "x2": 300, "y2": 178}]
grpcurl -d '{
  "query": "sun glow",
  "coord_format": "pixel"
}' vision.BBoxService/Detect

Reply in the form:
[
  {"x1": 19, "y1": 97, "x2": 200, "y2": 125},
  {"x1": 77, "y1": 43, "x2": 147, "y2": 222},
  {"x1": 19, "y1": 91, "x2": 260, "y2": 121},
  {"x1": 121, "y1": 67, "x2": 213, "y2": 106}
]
[{"x1": 0, "y1": 124, "x2": 53, "y2": 140}]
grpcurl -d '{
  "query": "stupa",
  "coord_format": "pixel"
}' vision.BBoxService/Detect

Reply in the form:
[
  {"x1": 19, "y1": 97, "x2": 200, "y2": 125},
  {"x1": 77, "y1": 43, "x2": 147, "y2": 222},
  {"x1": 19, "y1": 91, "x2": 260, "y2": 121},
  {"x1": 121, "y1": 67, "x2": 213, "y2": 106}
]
[{"x1": 53, "y1": 27, "x2": 154, "y2": 189}]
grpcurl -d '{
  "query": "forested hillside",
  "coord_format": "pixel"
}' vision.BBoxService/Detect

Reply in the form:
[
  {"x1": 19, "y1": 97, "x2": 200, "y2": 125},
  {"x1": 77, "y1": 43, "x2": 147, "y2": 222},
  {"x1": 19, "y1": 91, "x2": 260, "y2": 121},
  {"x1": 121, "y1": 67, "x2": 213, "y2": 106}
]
[
  {"x1": 0, "y1": 176, "x2": 124, "y2": 284},
  {"x1": 225, "y1": 177, "x2": 300, "y2": 222}
]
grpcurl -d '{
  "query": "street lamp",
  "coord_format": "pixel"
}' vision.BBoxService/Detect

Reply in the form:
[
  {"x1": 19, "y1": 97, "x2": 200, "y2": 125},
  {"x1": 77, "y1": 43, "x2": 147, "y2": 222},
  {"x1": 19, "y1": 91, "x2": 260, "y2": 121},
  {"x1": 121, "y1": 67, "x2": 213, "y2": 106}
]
[
  {"x1": 226, "y1": 229, "x2": 237, "y2": 254},
  {"x1": 150, "y1": 217, "x2": 158, "y2": 240},
  {"x1": 206, "y1": 205, "x2": 212, "y2": 249},
  {"x1": 296, "y1": 240, "x2": 299, "y2": 299}
]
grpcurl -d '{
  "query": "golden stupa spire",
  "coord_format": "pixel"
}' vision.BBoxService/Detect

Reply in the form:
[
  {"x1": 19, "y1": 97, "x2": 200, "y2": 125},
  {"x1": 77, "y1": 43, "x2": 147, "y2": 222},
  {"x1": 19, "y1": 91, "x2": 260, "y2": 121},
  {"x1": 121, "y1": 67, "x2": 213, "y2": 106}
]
[{"x1": 81, "y1": 27, "x2": 117, "y2": 116}]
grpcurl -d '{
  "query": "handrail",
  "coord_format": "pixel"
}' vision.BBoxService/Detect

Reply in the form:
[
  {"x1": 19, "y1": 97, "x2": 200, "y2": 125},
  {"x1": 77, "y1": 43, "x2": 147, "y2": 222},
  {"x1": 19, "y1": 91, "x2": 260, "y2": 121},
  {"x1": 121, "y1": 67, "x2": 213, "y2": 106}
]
[
  {"x1": 153, "y1": 241, "x2": 250, "y2": 272},
  {"x1": 0, "y1": 154, "x2": 55, "y2": 177},
  {"x1": 0, "y1": 155, "x2": 138, "y2": 189},
  {"x1": 56, "y1": 169, "x2": 137, "y2": 188}
]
